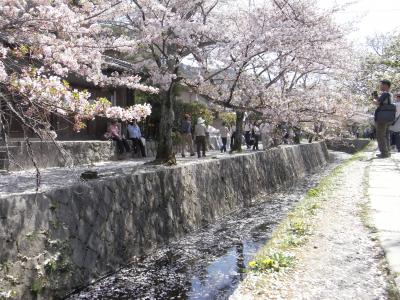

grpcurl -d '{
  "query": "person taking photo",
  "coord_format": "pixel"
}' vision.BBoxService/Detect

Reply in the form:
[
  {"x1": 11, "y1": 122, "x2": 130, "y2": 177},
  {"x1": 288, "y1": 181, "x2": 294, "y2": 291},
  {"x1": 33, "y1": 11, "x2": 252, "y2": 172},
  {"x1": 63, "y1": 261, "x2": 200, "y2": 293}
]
[{"x1": 373, "y1": 80, "x2": 394, "y2": 158}]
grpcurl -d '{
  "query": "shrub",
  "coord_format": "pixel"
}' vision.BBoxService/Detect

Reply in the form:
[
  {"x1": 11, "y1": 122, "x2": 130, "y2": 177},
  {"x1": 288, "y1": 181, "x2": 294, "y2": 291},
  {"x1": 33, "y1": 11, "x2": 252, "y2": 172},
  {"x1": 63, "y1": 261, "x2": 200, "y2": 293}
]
[{"x1": 248, "y1": 252, "x2": 295, "y2": 272}]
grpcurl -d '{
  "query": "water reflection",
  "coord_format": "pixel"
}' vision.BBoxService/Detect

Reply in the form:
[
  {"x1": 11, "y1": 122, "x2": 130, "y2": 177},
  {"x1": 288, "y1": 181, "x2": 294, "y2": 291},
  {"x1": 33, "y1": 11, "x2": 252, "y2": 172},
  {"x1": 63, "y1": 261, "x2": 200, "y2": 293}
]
[{"x1": 189, "y1": 241, "x2": 262, "y2": 300}]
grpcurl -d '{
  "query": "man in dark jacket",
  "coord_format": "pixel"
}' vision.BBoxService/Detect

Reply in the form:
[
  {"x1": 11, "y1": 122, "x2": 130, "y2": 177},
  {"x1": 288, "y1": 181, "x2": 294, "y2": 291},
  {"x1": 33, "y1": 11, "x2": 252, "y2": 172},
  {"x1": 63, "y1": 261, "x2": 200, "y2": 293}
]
[
  {"x1": 181, "y1": 114, "x2": 195, "y2": 157},
  {"x1": 373, "y1": 80, "x2": 393, "y2": 158}
]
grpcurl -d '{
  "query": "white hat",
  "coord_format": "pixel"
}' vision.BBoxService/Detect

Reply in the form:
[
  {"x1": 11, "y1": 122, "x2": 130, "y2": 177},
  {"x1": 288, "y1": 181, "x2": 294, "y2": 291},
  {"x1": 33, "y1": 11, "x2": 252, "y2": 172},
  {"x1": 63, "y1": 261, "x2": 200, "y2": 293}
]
[{"x1": 197, "y1": 117, "x2": 205, "y2": 124}]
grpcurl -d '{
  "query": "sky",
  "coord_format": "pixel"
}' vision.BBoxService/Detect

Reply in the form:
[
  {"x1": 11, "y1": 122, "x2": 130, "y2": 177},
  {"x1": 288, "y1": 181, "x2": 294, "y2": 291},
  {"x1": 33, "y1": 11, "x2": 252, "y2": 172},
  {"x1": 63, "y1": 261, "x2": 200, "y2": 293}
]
[{"x1": 318, "y1": 0, "x2": 400, "y2": 44}]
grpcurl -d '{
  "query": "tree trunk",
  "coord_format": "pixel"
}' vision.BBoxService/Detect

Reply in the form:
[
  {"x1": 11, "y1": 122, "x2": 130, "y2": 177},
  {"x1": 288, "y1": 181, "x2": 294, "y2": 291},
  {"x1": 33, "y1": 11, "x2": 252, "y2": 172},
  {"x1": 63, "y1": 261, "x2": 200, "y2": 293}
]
[
  {"x1": 0, "y1": 97, "x2": 10, "y2": 171},
  {"x1": 156, "y1": 85, "x2": 175, "y2": 161},
  {"x1": 232, "y1": 111, "x2": 244, "y2": 152}
]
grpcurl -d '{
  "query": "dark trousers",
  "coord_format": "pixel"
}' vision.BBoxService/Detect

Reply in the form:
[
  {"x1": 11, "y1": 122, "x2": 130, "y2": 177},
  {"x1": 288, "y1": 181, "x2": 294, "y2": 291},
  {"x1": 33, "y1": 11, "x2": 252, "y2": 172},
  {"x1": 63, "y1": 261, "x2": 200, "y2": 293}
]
[
  {"x1": 113, "y1": 138, "x2": 130, "y2": 154},
  {"x1": 245, "y1": 131, "x2": 251, "y2": 148},
  {"x1": 130, "y1": 138, "x2": 146, "y2": 157},
  {"x1": 253, "y1": 134, "x2": 260, "y2": 150},
  {"x1": 220, "y1": 137, "x2": 227, "y2": 152},
  {"x1": 231, "y1": 132, "x2": 236, "y2": 149},
  {"x1": 392, "y1": 132, "x2": 400, "y2": 152},
  {"x1": 196, "y1": 136, "x2": 206, "y2": 157}
]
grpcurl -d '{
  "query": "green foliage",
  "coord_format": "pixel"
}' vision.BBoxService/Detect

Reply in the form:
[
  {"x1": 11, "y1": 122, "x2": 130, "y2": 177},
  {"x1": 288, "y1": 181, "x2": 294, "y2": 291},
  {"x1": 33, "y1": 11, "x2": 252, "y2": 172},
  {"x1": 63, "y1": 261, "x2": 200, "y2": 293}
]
[
  {"x1": 30, "y1": 276, "x2": 45, "y2": 296},
  {"x1": 248, "y1": 252, "x2": 295, "y2": 272},
  {"x1": 171, "y1": 131, "x2": 183, "y2": 146},
  {"x1": 135, "y1": 90, "x2": 155, "y2": 105},
  {"x1": 308, "y1": 203, "x2": 321, "y2": 215},
  {"x1": 0, "y1": 261, "x2": 11, "y2": 273},
  {"x1": 44, "y1": 255, "x2": 70, "y2": 275},
  {"x1": 247, "y1": 151, "x2": 367, "y2": 275},
  {"x1": 288, "y1": 219, "x2": 310, "y2": 236},
  {"x1": 174, "y1": 100, "x2": 214, "y2": 130},
  {"x1": 307, "y1": 188, "x2": 320, "y2": 197},
  {"x1": 220, "y1": 112, "x2": 236, "y2": 126},
  {"x1": 171, "y1": 100, "x2": 214, "y2": 143},
  {"x1": 44, "y1": 259, "x2": 57, "y2": 274},
  {"x1": 25, "y1": 231, "x2": 43, "y2": 242}
]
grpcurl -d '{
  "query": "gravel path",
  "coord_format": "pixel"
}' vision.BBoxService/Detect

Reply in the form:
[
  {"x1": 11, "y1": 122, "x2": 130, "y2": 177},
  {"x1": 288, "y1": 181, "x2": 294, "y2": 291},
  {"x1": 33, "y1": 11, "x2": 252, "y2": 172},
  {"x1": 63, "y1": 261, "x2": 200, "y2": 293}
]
[{"x1": 232, "y1": 153, "x2": 391, "y2": 299}]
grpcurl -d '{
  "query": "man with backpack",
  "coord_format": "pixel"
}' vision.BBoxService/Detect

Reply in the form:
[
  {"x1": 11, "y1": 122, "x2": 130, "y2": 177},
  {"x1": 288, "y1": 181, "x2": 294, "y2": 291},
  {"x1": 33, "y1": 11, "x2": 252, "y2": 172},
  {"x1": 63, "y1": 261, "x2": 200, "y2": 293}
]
[{"x1": 373, "y1": 80, "x2": 395, "y2": 158}]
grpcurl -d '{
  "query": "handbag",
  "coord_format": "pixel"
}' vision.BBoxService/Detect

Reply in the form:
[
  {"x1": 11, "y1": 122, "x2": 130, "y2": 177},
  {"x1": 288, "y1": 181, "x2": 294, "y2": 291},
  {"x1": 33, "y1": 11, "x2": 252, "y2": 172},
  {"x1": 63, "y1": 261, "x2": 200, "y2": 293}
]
[{"x1": 375, "y1": 104, "x2": 397, "y2": 123}]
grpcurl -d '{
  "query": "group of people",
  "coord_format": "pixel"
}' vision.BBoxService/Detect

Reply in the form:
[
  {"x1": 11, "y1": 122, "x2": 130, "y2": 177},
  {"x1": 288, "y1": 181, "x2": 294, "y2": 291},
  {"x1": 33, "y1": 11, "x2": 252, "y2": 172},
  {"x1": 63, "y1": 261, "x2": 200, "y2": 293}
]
[
  {"x1": 180, "y1": 115, "x2": 278, "y2": 159},
  {"x1": 373, "y1": 80, "x2": 400, "y2": 158},
  {"x1": 243, "y1": 121, "x2": 274, "y2": 150},
  {"x1": 180, "y1": 114, "x2": 210, "y2": 158},
  {"x1": 105, "y1": 120, "x2": 146, "y2": 157},
  {"x1": 180, "y1": 114, "x2": 233, "y2": 158}
]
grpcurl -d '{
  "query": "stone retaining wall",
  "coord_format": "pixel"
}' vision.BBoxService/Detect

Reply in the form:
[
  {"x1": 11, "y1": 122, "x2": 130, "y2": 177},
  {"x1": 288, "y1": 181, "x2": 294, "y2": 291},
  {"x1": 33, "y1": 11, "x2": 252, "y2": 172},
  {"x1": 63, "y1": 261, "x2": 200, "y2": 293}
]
[
  {"x1": 0, "y1": 142, "x2": 329, "y2": 299},
  {"x1": 4, "y1": 140, "x2": 159, "y2": 171},
  {"x1": 5, "y1": 140, "x2": 115, "y2": 171},
  {"x1": 325, "y1": 138, "x2": 370, "y2": 154}
]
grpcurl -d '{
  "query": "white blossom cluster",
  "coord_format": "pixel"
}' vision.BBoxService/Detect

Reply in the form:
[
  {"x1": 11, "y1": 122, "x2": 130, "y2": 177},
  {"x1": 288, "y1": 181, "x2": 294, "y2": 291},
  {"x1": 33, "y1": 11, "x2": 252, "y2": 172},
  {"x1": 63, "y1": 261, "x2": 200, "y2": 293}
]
[{"x1": 11, "y1": 69, "x2": 152, "y2": 131}]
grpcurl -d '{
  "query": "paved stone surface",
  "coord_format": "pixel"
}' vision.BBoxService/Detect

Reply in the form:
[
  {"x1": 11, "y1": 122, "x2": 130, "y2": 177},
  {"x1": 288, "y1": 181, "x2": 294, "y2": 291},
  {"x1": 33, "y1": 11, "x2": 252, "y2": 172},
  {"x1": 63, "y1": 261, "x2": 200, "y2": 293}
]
[
  {"x1": 369, "y1": 151, "x2": 400, "y2": 289},
  {"x1": 232, "y1": 148, "x2": 392, "y2": 300}
]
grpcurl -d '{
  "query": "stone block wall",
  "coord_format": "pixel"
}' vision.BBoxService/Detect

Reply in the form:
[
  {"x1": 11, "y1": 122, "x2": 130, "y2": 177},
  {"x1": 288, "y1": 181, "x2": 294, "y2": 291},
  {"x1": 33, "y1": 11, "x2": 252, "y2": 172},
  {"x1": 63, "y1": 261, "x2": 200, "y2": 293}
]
[
  {"x1": 6, "y1": 141, "x2": 116, "y2": 171},
  {"x1": 4, "y1": 140, "x2": 159, "y2": 171},
  {"x1": 325, "y1": 138, "x2": 370, "y2": 154},
  {"x1": 0, "y1": 142, "x2": 329, "y2": 299}
]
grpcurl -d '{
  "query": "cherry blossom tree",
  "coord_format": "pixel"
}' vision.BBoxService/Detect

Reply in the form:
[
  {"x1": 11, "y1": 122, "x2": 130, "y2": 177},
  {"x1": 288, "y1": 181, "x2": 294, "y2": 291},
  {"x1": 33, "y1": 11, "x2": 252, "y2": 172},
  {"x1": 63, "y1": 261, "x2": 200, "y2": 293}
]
[
  {"x1": 0, "y1": 0, "x2": 155, "y2": 148},
  {"x1": 0, "y1": 0, "x2": 365, "y2": 166},
  {"x1": 187, "y1": 0, "x2": 359, "y2": 149},
  {"x1": 91, "y1": 0, "x2": 224, "y2": 161},
  {"x1": 354, "y1": 34, "x2": 400, "y2": 97}
]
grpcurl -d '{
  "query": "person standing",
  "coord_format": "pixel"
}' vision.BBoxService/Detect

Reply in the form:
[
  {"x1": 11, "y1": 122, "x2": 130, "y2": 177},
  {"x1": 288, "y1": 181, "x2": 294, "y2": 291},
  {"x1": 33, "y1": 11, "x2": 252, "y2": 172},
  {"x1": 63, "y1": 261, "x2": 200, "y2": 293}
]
[
  {"x1": 252, "y1": 122, "x2": 261, "y2": 150},
  {"x1": 389, "y1": 94, "x2": 400, "y2": 152},
  {"x1": 181, "y1": 114, "x2": 195, "y2": 157},
  {"x1": 230, "y1": 124, "x2": 237, "y2": 150},
  {"x1": 194, "y1": 117, "x2": 208, "y2": 158},
  {"x1": 219, "y1": 122, "x2": 229, "y2": 153},
  {"x1": 106, "y1": 120, "x2": 130, "y2": 154},
  {"x1": 127, "y1": 120, "x2": 146, "y2": 157},
  {"x1": 287, "y1": 127, "x2": 295, "y2": 144},
  {"x1": 373, "y1": 80, "x2": 394, "y2": 158},
  {"x1": 293, "y1": 127, "x2": 302, "y2": 144},
  {"x1": 244, "y1": 121, "x2": 252, "y2": 149},
  {"x1": 260, "y1": 121, "x2": 271, "y2": 150}
]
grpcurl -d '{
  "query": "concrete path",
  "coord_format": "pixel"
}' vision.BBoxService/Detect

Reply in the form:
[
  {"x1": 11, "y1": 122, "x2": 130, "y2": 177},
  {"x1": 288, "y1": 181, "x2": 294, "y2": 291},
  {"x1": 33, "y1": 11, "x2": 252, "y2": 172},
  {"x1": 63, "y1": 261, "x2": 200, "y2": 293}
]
[
  {"x1": 232, "y1": 144, "x2": 391, "y2": 299},
  {"x1": 369, "y1": 151, "x2": 400, "y2": 288}
]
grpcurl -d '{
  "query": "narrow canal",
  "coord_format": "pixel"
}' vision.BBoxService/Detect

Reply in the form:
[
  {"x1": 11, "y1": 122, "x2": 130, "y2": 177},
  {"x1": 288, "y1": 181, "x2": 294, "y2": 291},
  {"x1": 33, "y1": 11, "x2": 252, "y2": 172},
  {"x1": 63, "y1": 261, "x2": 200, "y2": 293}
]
[{"x1": 67, "y1": 152, "x2": 350, "y2": 300}]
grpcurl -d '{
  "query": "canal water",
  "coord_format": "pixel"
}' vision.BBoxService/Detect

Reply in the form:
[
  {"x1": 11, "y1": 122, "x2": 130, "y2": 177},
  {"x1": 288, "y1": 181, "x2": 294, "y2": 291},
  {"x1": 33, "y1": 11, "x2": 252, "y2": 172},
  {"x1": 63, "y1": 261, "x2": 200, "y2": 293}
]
[{"x1": 67, "y1": 152, "x2": 349, "y2": 300}]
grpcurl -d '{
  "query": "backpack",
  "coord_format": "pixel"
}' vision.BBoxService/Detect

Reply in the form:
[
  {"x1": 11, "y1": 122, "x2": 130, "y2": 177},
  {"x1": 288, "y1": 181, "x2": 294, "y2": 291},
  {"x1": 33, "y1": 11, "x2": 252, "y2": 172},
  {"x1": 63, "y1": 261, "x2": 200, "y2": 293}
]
[{"x1": 375, "y1": 93, "x2": 396, "y2": 123}]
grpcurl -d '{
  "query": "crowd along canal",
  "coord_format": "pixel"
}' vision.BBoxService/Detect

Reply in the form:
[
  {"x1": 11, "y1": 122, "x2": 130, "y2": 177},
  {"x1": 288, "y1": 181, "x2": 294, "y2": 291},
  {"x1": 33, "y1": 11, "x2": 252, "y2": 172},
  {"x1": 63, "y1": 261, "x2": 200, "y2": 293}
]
[{"x1": 66, "y1": 152, "x2": 350, "y2": 300}]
